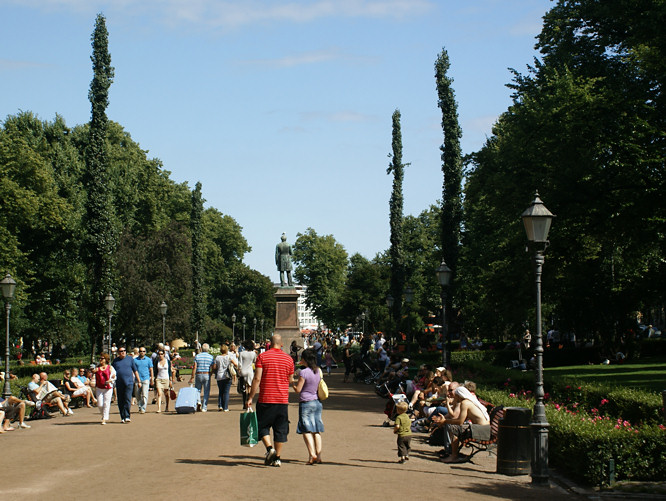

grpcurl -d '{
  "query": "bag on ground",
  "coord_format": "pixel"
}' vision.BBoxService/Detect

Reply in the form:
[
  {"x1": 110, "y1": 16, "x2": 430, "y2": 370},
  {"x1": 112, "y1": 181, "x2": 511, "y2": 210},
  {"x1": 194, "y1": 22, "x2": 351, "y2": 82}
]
[
  {"x1": 175, "y1": 385, "x2": 200, "y2": 414},
  {"x1": 240, "y1": 408, "x2": 258, "y2": 447}
]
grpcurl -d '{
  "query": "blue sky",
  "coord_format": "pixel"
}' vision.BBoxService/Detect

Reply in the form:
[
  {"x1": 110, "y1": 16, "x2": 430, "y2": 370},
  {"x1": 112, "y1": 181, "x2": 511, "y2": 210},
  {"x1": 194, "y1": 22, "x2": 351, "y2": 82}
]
[{"x1": 1, "y1": 0, "x2": 553, "y2": 279}]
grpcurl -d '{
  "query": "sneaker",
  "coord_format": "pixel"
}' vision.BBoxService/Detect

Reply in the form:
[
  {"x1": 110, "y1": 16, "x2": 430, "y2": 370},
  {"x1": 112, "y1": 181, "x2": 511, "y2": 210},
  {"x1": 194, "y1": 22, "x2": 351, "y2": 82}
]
[
  {"x1": 271, "y1": 458, "x2": 281, "y2": 467},
  {"x1": 125, "y1": 418, "x2": 131, "y2": 423},
  {"x1": 19, "y1": 423, "x2": 31, "y2": 429},
  {"x1": 398, "y1": 458, "x2": 405, "y2": 464},
  {"x1": 66, "y1": 408, "x2": 74, "y2": 415},
  {"x1": 140, "y1": 410, "x2": 146, "y2": 414},
  {"x1": 121, "y1": 419, "x2": 126, "y2": 424},
  {"x1": 201, "y1": 408, "x2": 207, "y2": 413},
  {"x1": 101, "y1": 420, "x2": 106, "y2": 425},
  {"x1": 264, "y1": 448, "x2": 277, "y2": 466},
  {"x1": 224, "y1": 409, "x2": 229, "y2": 412}
]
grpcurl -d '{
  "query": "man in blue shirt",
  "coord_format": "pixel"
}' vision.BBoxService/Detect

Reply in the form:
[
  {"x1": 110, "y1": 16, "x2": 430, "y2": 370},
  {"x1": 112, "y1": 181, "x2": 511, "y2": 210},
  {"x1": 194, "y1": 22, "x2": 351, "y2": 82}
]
[
  {"x1": 189, "y1": 343, "x2": 214, "y2": 412},
  {"x1": 133, "y1": 346, "x2": 154, "y2": 414},
  {"x1": 111, "y1": 347, "x2": 140, "y2": 423}
]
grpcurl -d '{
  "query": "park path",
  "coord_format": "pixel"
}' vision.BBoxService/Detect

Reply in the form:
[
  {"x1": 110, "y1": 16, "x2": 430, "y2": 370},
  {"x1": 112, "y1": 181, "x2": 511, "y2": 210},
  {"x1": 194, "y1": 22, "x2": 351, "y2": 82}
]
[{"x1": 0, "y1": 371, "x2": 580, "y2": 500}]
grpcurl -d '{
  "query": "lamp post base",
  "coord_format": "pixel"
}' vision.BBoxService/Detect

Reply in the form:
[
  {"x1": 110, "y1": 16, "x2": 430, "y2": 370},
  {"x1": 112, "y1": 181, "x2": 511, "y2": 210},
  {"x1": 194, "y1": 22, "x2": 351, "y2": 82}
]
[{"x1": 531, "y1": 420, "x2": 550, "y2": 485}]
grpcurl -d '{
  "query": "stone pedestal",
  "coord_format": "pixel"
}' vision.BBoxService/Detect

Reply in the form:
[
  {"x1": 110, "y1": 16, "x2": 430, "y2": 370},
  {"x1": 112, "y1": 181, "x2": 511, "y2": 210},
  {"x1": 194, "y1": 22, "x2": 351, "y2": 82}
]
[{"x1": 274, "y1": 287, "x2": 300, "y2": 353}]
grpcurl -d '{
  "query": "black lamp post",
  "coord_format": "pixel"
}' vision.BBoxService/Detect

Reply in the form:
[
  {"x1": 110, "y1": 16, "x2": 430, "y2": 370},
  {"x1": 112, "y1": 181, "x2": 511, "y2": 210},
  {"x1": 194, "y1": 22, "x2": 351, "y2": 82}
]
[
  {"x1": 242, "y1": 316, "x2": 246, "y2": 341},
  {"x1": 1, "y1": 273, "x2": 17, "y2": 399},
  {"x1": 404, "y1": 285, "x2": 414, "y2": 354},
  {"x1": 522, "y1": 192, "x2": 555, "y2": 486},
  {"x1": 435, "y1": 259, "x2": 452, "y2": 368},
  {"x1": 260, "y1": 318, "x2": 264, "y2": 341},
  {"x1": 232, "y1": 313, "x2": 236, "y2": 341},
  {"x1": 160, "y1": 301, "x2": 168, "y2": 345},
  {"x1": 104, "y1": 293, "x2": 115, "y2": 354},
  {"x1": 253, "y1": 317, "x2": 257, "y2": 343},
  {"x1": 385, "y1": 294, "x2": 394, "y2": 345},
  {"x1": 361, "y1": 312, "x2": 366, "y2": 336}
]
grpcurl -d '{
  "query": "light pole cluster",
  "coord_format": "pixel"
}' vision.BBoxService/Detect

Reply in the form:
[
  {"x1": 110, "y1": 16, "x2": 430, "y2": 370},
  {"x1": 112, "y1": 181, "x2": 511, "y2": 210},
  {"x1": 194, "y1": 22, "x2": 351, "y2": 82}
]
[
  {"x1": 435, "y1": 260, "x2": 452, "y2": 368},
  {"x1": 104, "y1": 293, "x2": 115, "y2": 355},
  {"x1": 1, "y1": 273, "x2": 17, "y2": 399},
  {"x1": 160, "y1": 301, "x2": 168, "y2": 345},
  {"x1": 242, "y1": 316, "x2": 246, "y2": 340},
  {"x1": 522, "y1": 192, "x2": 555, "y2": 486}
]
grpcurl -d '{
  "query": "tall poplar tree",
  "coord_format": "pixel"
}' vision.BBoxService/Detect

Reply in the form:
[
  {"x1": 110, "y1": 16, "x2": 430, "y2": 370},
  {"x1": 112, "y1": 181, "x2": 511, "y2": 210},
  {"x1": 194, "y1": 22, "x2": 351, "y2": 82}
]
[
  {"x1": 190, "y1": 181, "x2": 206, "y2": 339},
  {"x1": 435, "y1": 49, "x2": 463, "y2": 334},
  {"x1": 83, "y1": 13, "x2": 116, "y2": 357},
  {"x1": 387, "y1": 109, "x2": 407, "y2": 340}
]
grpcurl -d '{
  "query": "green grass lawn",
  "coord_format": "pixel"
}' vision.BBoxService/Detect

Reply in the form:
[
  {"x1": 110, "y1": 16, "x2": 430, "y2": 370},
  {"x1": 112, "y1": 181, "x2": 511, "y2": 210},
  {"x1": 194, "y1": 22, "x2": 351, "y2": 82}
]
[{"x1": 545, "y1": 358, "x2": 666, "y2": 393}]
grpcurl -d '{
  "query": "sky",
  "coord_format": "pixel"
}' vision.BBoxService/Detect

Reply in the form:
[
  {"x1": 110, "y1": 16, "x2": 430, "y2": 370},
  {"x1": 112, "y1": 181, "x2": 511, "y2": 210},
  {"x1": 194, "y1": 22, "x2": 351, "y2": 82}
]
[{"x1": 0, "y1": 0, "x2": 553, "y2": 280}]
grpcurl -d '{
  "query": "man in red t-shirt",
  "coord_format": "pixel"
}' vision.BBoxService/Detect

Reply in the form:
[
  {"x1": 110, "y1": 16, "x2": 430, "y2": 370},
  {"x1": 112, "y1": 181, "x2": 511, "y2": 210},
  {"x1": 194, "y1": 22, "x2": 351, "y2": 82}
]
[{"x1": 247, "y1": 334, "x2": 295, "y2": 467}]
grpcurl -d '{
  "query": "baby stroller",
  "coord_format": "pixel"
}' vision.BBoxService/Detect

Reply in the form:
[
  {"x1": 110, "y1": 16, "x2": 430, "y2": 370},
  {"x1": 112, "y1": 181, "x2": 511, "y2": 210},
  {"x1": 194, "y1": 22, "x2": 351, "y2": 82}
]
[
  {"x1": 352, "y1": 356, "x2": 381, "y2": 384},
  {"x1": 382, "y1": 384, "x2": 409, "y2": 427}
]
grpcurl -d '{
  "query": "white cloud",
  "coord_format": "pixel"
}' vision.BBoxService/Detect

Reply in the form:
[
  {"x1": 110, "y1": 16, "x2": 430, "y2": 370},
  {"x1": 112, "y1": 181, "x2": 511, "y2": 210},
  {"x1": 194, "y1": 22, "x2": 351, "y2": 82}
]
[
  {"x1": 299, "y1": 110, "x2": 376, "y2": 123},
  {"x1": 0, "y1": 58, "x2": 52, "y2": 70},
  {"x1": 239, "y1": 49, "x2": 342, "y2": 68}
]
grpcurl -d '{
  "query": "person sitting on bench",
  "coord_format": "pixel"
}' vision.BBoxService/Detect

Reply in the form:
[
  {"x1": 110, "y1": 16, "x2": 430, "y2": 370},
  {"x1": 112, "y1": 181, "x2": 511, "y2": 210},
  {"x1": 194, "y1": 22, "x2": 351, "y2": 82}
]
[
  {"x1": 0, "y1": 395, "x2": 33, "y2": 430},
  {"x1": 63, "y1": 368, "x2": 97, "y2": 407},
  {"x1": 27, "y1": 373, "x2": 73, "y2": 416},
  {"x1": 440, "y1": 385, "x2": 490, "y2": 463}
]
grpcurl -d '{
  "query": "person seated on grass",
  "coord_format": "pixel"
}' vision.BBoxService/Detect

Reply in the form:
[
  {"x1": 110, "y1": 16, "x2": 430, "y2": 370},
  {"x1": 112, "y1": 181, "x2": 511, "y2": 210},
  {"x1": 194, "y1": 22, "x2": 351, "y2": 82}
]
[
  {"x1": 63, "y1": 368, "x2": 97, "y2": 407},
  {"x1": 0, "y1": 395, "x2": 33, "y2": 430},
  {"x1": 27, "y1": 373, "x2": 73, "y2": 416},
  {"x1": 439, "y1": 386, "x2": 490, "y2": 463}
]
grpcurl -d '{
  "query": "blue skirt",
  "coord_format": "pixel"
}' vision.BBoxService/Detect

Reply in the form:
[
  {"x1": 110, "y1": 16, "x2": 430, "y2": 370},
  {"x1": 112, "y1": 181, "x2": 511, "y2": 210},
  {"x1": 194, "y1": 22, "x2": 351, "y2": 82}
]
[{"x1": 297, "y1": 399, "x2": 324, "y2": 434}]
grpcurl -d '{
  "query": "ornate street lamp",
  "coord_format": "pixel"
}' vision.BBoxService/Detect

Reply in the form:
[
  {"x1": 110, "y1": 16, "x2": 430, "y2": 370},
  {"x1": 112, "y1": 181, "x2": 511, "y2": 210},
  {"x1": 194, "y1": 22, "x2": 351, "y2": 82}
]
[
  {"x1": 522, "y1": 192, "x2": 555, "y2": 486},
  {"x1": 435, "y1": 259, "x2": 452, "y2": 368},
  {"x1": 232, "y1": 313, "x2": 236, "y2": 341},
  {"x1": 260, "y1": 318, "x2": 264, "y2": 341},
  {"x1": 361, "y1": 311, "x2": 366, "y2": 336},
  {"x1": 1, "y1": 273, "x2": 17, "y2": 399},
  {"x1": 242, "y1": 315, "x2": 246, "y2": 341},
  {"x1": 253, "y1": 317, "x2": 257, "y2": 343},
  {"x1": 104, "y1": 293, "x2": 115, "y2": 355},
  {"x1": 160, "y1": 301, "x2": 168, "y2": 345},
  {"x1": 386, "y1": 294, "x2": 394, "y2": 345}
]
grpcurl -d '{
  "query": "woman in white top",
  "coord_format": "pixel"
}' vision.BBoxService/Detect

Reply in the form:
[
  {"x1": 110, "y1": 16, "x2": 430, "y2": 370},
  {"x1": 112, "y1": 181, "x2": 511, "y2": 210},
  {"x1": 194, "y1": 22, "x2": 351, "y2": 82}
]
[
  {"x1": 213, "y1": 345, "x2": 238, "y2": 411},
  {"x1": 153, "y1": 350, "x2": 172, "y2": 413},
  {"x1": 238, "y1": 339, "x2": 257, "y2": 408}
]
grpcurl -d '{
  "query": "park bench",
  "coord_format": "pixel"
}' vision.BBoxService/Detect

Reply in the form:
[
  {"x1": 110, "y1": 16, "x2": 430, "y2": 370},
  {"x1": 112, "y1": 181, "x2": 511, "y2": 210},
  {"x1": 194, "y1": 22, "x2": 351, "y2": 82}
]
[{"x1": 459, "y1": 405, "x2": 505, "y2": 461}]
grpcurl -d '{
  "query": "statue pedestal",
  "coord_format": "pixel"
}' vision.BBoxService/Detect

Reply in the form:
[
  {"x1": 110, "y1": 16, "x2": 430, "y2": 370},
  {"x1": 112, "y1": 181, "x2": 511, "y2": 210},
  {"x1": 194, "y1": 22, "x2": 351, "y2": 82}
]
[{"x1": 274, "y1": 287, "x2": 300, "y2": 354}]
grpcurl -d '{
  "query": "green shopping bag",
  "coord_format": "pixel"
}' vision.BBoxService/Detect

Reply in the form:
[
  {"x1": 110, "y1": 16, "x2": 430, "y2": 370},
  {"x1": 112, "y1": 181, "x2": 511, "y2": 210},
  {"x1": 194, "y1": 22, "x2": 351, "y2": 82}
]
[{"x1": 240, "y1": 408, "x2": 258, "y2": 447}]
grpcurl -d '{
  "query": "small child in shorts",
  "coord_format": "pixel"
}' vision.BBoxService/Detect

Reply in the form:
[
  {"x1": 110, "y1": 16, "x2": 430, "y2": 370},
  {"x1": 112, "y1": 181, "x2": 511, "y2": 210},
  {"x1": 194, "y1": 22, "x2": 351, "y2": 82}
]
[{"x1": 394, "y1": 401, "x2": 412, "y2": 463}]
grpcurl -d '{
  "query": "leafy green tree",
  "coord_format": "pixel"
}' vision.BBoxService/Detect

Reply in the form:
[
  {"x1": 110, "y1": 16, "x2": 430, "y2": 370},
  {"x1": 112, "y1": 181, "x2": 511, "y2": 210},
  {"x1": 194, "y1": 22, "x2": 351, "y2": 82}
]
[
  {"x1": 82, "y1": 13, "x2": 116, "y2": 356},
  {"x1": 116, "y1": 221, "x2": 192, "y2": 346},
  {"x1": 461, "y1": 0, "x2": 666, "y2": 346},
  {"x1": 387, "y1": 109, "x2": 408, "y2": 340},
  {"x1": 190, "y1": 182, "x2": 205, "y2": 338},
  {"x1": 340, "y1": 253, "x2": 389, "y2": 334},
  {"x1": 435, "y1": 48, "x2": 463, "y2": 335},
  {"x1": 293, "y1": 228, "x2": 348, "y2": 329}
]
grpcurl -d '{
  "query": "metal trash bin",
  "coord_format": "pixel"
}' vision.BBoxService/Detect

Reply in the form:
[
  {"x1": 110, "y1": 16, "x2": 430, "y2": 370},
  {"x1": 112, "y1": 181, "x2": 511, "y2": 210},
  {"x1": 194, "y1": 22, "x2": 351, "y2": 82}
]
[{"x1": 497, "y1": 407, "x2": 532, "y2": 476}]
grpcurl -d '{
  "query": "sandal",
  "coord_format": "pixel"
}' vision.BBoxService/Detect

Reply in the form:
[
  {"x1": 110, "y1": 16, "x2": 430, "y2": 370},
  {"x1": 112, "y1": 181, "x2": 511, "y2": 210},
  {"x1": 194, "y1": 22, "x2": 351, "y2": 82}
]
[{"x1": 306, "y1": 457, "x2": 318, "y2": 465}]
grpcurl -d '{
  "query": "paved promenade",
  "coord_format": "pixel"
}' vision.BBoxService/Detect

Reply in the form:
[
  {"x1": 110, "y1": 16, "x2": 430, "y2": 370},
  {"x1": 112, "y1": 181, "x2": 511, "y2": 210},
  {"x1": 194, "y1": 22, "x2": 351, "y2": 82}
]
[{"x1": 1, "y1": 372, "x2": 585, "y2": 500}]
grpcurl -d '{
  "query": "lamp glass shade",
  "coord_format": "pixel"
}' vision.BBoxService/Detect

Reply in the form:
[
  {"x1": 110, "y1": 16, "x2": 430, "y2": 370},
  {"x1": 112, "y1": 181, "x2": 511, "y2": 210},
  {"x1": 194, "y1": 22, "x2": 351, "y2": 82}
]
[
  {"x1": 242, "y1": 316, "x2": 246, "y2": 324},
  {"x1": 232, "y1": 314, "x2": 236, "y2": 323},
  {"x1": 104, "y1": 293, "x2": 115, "y2": 312},
  {"x1": 521, "y1": 193, "x2": 555, "y2": 243},
  {"x1": 253, "y1": 318, "x2": 257, "y2": 325},
  {"x1": 435, "y1": 260, "x2": 452, "y2": 287},
  {"x1": 385, "y1": 294, "x2": 394, "y2": 308},
  {"x1": 0, "y1": 273, "x2": 17, "y2": 300},
  {"x1": 160, "y1": 301, "x2": 167, "y2": 316},
  {"x1": 405, "y1": 286, "x2": 414, "y2": 304}
]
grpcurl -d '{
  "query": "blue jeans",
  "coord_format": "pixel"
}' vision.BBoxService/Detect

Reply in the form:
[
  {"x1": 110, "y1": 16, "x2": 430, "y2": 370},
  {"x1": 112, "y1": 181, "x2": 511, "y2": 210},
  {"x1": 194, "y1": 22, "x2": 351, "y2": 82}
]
[
  {"x1": 216, "y1": 378, "x2": 231, "y2": 410},
  {"x1": 116, "y1": 382, "x2": 133, "y2": 420},
  {"x1": 195, "y1": 373, "x2": 211, "y2": 410}
]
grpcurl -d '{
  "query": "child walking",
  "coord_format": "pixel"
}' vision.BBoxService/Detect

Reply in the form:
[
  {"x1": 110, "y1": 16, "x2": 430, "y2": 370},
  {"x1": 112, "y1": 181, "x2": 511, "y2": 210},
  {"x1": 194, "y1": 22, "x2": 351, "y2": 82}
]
[
  {"x1": 394, "y1": 401, "x2": 412, "y2": 463},
  {"x1": 324, "y1": 349, "x2": 336, "y2": 376}
]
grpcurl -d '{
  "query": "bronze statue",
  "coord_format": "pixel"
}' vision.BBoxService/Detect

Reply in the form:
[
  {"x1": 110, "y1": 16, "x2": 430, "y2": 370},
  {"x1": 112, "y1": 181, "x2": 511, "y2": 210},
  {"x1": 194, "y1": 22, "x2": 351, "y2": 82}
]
[{"x1": 275, "y1": 233, "x2": 294, "y2": 287}]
